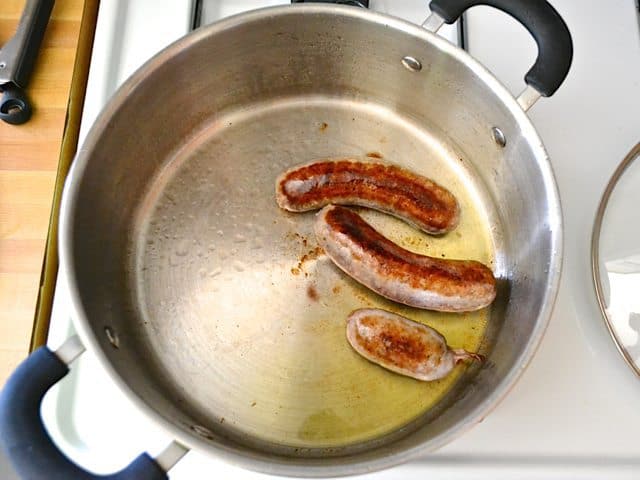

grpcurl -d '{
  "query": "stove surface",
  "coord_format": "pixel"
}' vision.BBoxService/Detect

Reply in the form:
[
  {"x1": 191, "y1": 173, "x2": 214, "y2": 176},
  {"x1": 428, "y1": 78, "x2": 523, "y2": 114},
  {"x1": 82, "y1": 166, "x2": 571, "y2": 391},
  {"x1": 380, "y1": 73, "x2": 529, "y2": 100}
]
[{"x1": 42, "y1": 1, "x2": 640, "y2": 479}]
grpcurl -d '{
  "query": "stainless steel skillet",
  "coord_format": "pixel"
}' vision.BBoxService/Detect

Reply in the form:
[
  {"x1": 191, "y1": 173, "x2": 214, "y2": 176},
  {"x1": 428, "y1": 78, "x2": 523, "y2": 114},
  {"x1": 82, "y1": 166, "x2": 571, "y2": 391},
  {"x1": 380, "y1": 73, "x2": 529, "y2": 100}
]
[{"x1": 0, "y1": 1, "x2": 571, "y2": 478}]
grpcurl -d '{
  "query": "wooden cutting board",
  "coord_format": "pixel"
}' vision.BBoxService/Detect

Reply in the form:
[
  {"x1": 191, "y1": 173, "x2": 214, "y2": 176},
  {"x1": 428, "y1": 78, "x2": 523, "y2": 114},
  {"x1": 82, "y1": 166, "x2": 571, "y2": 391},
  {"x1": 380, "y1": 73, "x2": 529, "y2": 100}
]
[{"x1": 0, "y1": 0, "x2": 98, "y2": 384}]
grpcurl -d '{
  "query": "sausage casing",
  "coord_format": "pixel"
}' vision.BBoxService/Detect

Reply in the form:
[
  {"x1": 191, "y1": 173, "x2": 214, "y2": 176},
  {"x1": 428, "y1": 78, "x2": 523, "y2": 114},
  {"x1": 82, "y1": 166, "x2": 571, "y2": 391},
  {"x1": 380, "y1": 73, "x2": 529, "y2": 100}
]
[
  {"x1": 315, "y1": 205, "x2": 496, "y2": 312},
  {"x1": 347, "y1": 309, "x2": 483, "y2": 381},
  {"x1": 276, "y1": 159, "x2": 459, "y2": 235}
]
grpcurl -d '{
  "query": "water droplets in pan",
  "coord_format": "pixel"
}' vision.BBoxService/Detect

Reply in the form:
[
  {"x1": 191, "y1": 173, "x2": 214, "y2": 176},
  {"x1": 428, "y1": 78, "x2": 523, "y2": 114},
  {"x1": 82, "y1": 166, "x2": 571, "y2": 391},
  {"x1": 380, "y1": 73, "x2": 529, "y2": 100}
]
[
  {"x1": 175, "y1": 239, "x2": 190, "y2": 257},
  {"x1": 133, "y1": 98, "x2": 501, "y2": 450}
]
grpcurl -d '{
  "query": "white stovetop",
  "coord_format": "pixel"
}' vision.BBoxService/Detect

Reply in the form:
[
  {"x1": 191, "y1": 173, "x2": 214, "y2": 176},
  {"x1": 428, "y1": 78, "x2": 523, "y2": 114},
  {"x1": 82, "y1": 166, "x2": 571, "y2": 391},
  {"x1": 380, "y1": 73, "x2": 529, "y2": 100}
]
[{"x1": 43, "y1": 1, "x2": 640, "y2": 479}]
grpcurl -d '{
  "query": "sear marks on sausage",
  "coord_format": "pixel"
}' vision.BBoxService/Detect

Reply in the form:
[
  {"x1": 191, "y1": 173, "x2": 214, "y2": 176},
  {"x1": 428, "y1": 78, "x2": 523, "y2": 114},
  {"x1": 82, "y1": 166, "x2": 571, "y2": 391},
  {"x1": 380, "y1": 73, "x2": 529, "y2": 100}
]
[
  {"x1": 315, "y1": 205, "x2": 496, "y2": 312},
  {"x1": 276, "y1": 159, "x2": 460, "y2": 235},
  {"x1": 347, "y1": 308, "x2": 483, "y2": 381}
]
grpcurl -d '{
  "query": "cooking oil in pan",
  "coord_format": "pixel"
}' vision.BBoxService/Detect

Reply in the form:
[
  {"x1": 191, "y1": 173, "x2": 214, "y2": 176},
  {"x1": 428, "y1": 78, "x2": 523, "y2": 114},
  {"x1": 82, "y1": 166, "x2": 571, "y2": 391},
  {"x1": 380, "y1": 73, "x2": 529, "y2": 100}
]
[
  {"x1": 280, "y1": 206, "x2": 494, "y2": 447},
  {"x1": 134, "y1": 98, "x2": 498, "y2": 449}
]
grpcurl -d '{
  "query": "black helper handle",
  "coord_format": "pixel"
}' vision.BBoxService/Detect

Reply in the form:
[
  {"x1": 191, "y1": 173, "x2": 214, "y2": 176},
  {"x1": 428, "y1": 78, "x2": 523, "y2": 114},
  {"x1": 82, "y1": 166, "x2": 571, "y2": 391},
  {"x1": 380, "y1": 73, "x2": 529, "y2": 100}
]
[
  {"x1": 429, "y1": 0, "x2": 572, "y2": 97},
  {"x1": 0, "y1": 347, "x2": 168, "y2": 480},
  {"x1": 0, "y1": 0, "x2": 55, "y2": 124}
]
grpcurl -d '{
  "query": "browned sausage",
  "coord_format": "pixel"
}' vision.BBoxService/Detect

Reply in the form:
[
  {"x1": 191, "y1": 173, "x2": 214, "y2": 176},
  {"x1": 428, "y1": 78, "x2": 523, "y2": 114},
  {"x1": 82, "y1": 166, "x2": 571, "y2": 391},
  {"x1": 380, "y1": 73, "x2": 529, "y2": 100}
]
[
  {"x1": 315, "y1": 205, "x2": 496, "y2": 312},
  {"x1": 347, "y1": 308, "x2": 483, "y2": 381},
  {"x1": 276, "y1": 159, "x2": 459, "y2": 235}
]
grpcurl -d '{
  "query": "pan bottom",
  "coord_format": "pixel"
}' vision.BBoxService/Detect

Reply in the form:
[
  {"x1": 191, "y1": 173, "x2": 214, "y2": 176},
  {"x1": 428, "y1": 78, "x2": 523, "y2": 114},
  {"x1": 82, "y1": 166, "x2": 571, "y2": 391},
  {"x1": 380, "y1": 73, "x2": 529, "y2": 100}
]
[{"x1": 131, "y1": 96, "x2": 501, "y2": 450}]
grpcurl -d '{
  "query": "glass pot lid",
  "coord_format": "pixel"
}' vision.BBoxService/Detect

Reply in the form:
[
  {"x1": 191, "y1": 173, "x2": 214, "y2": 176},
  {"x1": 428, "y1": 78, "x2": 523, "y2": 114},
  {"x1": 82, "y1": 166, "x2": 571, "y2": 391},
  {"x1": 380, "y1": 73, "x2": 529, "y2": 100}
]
[{"x1": 592, "y1": 142, "x2": 640, "y2": 378}]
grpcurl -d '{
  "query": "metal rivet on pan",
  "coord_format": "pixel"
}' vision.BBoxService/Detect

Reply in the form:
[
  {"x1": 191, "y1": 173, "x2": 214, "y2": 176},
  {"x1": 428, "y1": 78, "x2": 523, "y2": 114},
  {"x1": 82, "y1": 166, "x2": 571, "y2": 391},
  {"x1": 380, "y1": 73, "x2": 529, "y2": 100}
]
[
  {"x1": 104, "y1": 326, "x2": 120, "y2": 349},
  {"x1": 491, "y1": 127, "x2": 507, "y2": 147},
  {"x1": 0, "y1": 62, "x2": 6, "y2": 69},
  {"x1": 190, "y1": 425, "x2": 215, "y2": 440},
  {"x1": 401, "y1": 56, "x2": 422, "y2": 72}
]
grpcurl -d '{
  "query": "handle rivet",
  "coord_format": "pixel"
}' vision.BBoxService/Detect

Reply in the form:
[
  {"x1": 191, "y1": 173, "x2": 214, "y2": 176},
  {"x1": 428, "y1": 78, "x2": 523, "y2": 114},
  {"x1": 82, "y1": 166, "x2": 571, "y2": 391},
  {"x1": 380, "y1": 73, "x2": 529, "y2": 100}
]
[
  {"x1": 104, "y1": 326, "x2": 120, "y2": 349},
  {"x1": 401, "y1": 56, "x2": 422, "y2": 72},
  {"x1": 0, "y1": 62, "x2": 6, "y2": 69},
  {"x1": 491, "y1": 127, "x2": 506, "y2": 147}
]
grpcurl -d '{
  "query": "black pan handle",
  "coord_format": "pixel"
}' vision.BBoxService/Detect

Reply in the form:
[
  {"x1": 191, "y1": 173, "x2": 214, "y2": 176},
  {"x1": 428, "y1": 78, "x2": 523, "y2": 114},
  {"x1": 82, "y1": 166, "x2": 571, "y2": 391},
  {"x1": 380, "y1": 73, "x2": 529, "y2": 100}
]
[
  {"x1": 0, "y1": 0, "x2": 55, "y2": 124},
  {"x1": 0, "y1": 345, "x2": 168, "y2": 479},
  {"x1": 428, "y1": 0, "x2": 573, "y2": 97}
]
